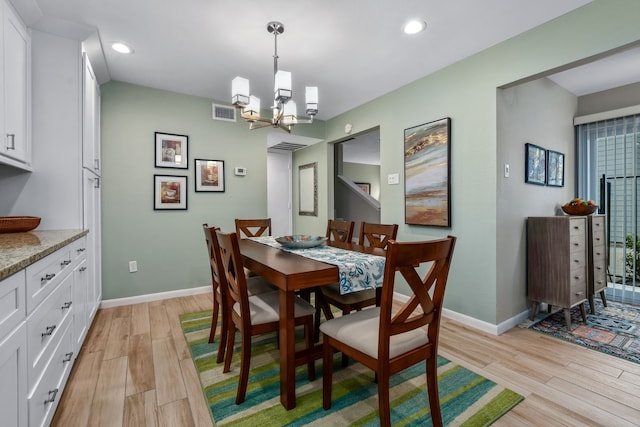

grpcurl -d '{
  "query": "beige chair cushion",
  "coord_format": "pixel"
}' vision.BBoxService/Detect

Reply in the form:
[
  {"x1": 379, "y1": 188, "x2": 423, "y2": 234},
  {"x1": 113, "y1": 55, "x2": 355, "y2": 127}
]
[
  {"x1": 320, "y1": 307, "x2": 429, "y2": 359},
  {"x1": 246, "y1": 276, "x2": 277, "y2": 296},
  {"x1": 234, "y1": 291, "x2": 315, "y2": 325},
  {"x1": 321, "y1": 283, "x2": 375, "y2": 305}
]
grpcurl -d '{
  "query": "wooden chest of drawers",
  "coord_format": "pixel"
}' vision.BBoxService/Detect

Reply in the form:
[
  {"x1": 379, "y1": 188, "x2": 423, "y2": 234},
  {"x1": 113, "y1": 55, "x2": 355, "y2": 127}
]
[{"x1": 527, "y1": 216, "x2": 588, "y2": 329}]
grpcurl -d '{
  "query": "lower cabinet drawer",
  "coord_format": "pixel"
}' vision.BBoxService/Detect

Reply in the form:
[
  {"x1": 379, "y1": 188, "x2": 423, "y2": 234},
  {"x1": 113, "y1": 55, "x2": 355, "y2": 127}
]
[
  {"x1": 27, "y1": 274, "x2": 73, "y2": 391},
  {"x1": 26, "y1": 245, "x2": 73, "y2": 315},
  {"x1": 28, "y1": 320, "x2": 74, "y2": 427},
  {"x1": 0, "y1": 271, "x2": 26, "y2": 340}
]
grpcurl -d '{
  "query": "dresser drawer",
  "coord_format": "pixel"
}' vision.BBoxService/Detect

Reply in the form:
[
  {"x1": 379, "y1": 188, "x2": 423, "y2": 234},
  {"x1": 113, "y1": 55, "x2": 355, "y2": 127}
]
[
  {"x1": 569, "y1": 218, "x2": 586, "y2": 236},
  {"x1": 28, "y1": 320, "x2": 74, "y2": 427},
  {"x1": 569, "y1": 266, "x2": 587, "y2": 305},
  {"x1": 27, "y1": 274, "x2": 73, "y2": 391},
  {"x1": 0, "y1": 271, "x2": 26, "y2": 340},
  {"x1": 26, "y1": 244, "x2": 74, "y2": 314}
]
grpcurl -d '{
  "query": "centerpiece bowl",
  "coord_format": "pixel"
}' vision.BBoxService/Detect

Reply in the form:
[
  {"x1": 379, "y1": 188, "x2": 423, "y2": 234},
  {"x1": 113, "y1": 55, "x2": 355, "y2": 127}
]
[{"x1": 275, "y1": 235, "x2": 327, "y2": 249}]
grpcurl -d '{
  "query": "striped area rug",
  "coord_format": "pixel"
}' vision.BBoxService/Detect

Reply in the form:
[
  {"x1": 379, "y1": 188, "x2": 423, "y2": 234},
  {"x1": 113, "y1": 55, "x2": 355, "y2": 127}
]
[{"x1": 180, "y1": 311, "x2": 523, "y2": 426}]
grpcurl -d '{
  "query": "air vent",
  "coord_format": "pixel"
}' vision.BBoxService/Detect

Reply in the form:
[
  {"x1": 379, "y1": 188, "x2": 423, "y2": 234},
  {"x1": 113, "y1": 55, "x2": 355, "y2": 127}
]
[
  {"x1": 212, "y1": 103, "x2": 236, "y2": 122},
  {"x1": 269, "y1": 142, "x2": 310, "y2": 151}
]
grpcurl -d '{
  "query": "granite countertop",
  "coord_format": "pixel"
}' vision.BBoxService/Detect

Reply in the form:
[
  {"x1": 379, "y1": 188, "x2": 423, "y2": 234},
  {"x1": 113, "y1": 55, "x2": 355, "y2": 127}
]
[{"x1": 0, "y1": 229, "x2": 88, "y2": 281}]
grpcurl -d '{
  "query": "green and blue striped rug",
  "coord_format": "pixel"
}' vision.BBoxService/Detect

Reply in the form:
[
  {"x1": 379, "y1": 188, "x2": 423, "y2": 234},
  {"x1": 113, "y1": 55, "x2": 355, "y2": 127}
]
[{"x1": 180, "y1": 310, "x2": 523, "y2": 426}]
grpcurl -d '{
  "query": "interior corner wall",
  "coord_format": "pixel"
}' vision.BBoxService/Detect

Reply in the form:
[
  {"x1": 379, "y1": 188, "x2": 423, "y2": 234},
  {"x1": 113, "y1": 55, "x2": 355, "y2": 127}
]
[
  {"x1": 99, "y1": 81, "x2": 323, "y2": 300},
  {"x1": 577, "y1": 81, "x2": 640, "y2": 116},
  {"x1": 496, "y1": 78, "x2": 578, "y2": 323},
  {"x1": 343, "y1": 162, "x2": 381, "y2": 200}
]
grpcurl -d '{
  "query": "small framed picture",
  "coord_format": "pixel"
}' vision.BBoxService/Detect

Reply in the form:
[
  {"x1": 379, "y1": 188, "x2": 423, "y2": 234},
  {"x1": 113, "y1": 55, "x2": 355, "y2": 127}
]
[
  {"x1": 525, "y1": 143, "x2": 546, "y2": 185},
  {"x1": 355, "y1": 182, "x2": 371, "y2": 194},
  {"x1": 154, "y1": 175, "x2": 188, "y2": 210},
  {"x1": 546, "y1": 150, "x2": 564, "y2": 187},
  {"x1": 195, "y1": 159, "x2": 225, "y2": 192},
  {"x1": 155, "y1": 132, "x2": 188, "y2": 169}
]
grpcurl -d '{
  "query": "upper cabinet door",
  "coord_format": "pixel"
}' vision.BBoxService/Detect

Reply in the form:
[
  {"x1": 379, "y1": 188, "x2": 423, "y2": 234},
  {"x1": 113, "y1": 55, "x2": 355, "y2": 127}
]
[
  {"x1": 82, "y1": 53, "x2": 100, "y2": 175},
  {"x1": 1, "y1": 2, "x2": 30, "y2": 166}
]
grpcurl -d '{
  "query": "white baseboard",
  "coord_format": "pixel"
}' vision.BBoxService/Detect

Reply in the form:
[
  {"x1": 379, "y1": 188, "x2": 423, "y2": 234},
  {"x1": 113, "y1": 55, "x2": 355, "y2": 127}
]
[
  {"x1": 394, "y1": 291, "x2": 528, "y2": 336},
  {"x1": 100, "y1": 286, "x2": 210, "y2": 308}
]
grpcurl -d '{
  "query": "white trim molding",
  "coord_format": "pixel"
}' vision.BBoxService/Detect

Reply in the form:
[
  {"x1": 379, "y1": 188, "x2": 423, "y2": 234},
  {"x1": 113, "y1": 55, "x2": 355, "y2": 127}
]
[
  {"x1": 574, "y1": 104, "x2": 640, "y2": 125},
  {"x1": 100, "y1": 285, "x2": 210, "y2": 308}
]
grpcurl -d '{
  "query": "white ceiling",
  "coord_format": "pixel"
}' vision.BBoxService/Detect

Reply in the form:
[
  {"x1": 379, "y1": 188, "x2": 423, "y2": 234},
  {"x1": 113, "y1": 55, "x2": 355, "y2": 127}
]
[
  {"x1": 16, "y1": 0, "x2": 639, "y2": 166},
  {"x1": 17, "y1": 0, "x2": 631, "y2": 123}
]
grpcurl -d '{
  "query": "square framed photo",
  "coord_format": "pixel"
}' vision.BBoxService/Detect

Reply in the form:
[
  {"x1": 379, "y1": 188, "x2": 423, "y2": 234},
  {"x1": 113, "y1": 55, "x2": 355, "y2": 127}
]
[
  {"x1": 546, "y1": 150, "x2": 564, "y2": 187},
  {"x1": 195, "y1": 159, "x2": 225, "y2": 192},
  {"x1": 525, "y1": 143, "x2": 546, "y2": 185},
  {"x1": 155, "y1": 132, "x2": 188, "y2": 169},
  {"x1": 154, "y1": 175, "x2": 188, "y2": 210},
  {"x1": 355, "y1": 182, "x2": 371, "y2": 194}
]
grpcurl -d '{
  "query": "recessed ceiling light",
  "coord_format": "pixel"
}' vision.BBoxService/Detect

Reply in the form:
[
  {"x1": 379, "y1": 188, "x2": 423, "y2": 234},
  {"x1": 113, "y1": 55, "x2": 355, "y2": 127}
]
[
  {"x1": 111, "y1": 42, "x2": 134, "y2": 54},
  {"x1": 403, "y1": 20, "x2": 426, "y2": 35}
]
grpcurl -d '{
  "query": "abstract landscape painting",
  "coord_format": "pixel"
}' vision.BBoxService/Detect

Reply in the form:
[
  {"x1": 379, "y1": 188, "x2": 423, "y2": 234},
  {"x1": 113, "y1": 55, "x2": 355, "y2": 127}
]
[{"x1": 404, "y1": 117, "x2": 451, "y2": 227}]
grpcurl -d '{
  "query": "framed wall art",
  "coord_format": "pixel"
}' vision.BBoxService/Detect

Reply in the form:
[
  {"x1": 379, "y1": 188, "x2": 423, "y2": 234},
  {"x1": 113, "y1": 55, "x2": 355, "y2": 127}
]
[
  {"x1": 299, "y1": 162, "x2": 318, "y2": 216},
  {"x1": 154, "y1": 175, "x2": 188, "y2": 210},
  {"x1": 194, "y1": 159, "x2": 225, "y2": 192},
  {"x1": 355, "y1": 182, "x2": 371, "y2": 194},
  {"x1": 525, "y1": 143, "x2": 546, "y2": 185},
  {"x1": 155, "y1": 132, "x2": 188, "y2": 169},
  {"x1": 546, "y1": 149, "x2": 564, "y2": 187},
  {"x1": 404, "y1": 117, "x2": 451, "y2": 227}
]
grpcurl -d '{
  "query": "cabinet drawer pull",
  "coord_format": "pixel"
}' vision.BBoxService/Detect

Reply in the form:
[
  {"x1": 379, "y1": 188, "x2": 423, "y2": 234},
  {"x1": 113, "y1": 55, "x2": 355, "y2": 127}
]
[
  {"x1": 6, "y1": 133, "x2": 15, "y2": 150},
  {"x1": 63, "y1": 352, "x2": 74, "y2": 363},
  {"x1": 77, "y1": 247, "x2": 86, "y2": 253},
  {"x1": 80, "y1": 266, "x2": 87, "y2": 272},
  {"x1": 61, "y1": 259, "x2": 72, "y2": 267},
  {"x1": 95, "y1": 158, "x2": 100, "y2": 171},
  {"x1": 575, "y1": 292, "x2": 584, "y2": 297},
  {"x1": 597, "y1": 280, "x2": 605, "y2": 285},
  {"x1": 42, "y1": 325, "x2": 56, "y2": 338},
  {"x1": 44, "y1": 389, "x2": 59, "y2": 405},
  {"x1": 41, "y1": 273, "x2": 56, "y2": 283},
  {"x1": 95, "y1": 177, "x2": 100, "y2": 189},
  {"x1": 596, "y1": 266, "x2": 602, "y2": 270},
  {"x1": 61, "y1": 301, "x2": 72, "y2": 310}
]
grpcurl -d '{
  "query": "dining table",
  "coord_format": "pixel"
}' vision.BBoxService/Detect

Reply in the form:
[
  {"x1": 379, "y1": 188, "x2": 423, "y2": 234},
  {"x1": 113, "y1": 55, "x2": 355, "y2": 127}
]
[{"x1": 238, "y1": 237, "x2": 386, "y2": 410}]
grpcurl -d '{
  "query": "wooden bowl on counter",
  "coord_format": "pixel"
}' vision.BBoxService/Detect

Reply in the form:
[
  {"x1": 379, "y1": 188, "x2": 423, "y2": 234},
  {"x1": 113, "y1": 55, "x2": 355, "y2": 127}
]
[
  {"x1": 561, "y1": 204, "x2": 597, "y2": 216},
  {"x1": 0, "y1": 216, "x2": 42, "y2": 233}
]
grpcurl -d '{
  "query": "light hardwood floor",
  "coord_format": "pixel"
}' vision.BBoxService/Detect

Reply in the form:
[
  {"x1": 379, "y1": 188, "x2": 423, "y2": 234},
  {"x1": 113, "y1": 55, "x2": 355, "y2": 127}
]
[{"x1": 51, "y1": 293, "x2": 640, "y2": 426}]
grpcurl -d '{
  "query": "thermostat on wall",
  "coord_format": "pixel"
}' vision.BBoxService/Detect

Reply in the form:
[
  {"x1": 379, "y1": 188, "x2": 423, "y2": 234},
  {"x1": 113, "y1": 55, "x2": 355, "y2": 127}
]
[{"x1": 234, "y1": 167, "x2": 247, "y2": 176}]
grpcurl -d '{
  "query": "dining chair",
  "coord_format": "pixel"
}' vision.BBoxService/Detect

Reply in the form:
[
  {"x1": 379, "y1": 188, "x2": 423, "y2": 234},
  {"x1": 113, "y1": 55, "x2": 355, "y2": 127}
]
[
  {"x1": 326, "y1": 219, "x2": 354, "y2": 243},
  {"x1": 235, "y1": 218, "x2": 272, "y2": 238},
  {"x1": 215, "y1": 230, "x2": 316, "y2": 404},
  {"x1": 318, "y1": 222, "x2": 398, "y2": 365},
  {"x1": 202, "y1": 224, "x2": 275, "y2": 364},
  {"x1": 321, "y1": 235, "x2": 457, "y2": 427}
]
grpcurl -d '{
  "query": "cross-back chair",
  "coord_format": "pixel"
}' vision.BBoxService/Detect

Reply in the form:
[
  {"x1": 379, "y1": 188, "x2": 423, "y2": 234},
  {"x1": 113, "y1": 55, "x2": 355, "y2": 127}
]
[
  {"x1": 318, "y1": 222, "x2": 398, "y2": 364},
  {"x1": 321, "y1": 235, "x2": 457, "y2": 427},
  {"x1": 326, "y1": 219, "x2": 355, "y2": 243},
  {"x1": 202, "y1": 224, "x2": 275, "y2": 364},
  {"x1": 215, "y1": 230, "x2": 316, "y2": 404},
  {"x1": 235, "y1": 218, "x2": 272, "y2": 238}
]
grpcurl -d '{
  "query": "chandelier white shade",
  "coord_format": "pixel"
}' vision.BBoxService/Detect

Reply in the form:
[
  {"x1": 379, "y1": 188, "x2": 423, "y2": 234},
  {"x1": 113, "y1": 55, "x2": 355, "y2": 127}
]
[{"x1": 231, "y1": 21, "x2": 318, "y2": 133}]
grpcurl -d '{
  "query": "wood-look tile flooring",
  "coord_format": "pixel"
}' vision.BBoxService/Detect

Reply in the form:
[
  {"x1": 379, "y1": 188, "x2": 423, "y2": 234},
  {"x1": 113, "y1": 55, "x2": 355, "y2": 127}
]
[{"x1": 52, "y1": 293, "x2": 640, "y2": 426}]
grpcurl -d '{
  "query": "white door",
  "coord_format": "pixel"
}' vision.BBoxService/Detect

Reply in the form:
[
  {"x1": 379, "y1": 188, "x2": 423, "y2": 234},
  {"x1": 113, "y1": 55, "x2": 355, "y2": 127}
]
[{"x1": 267, "y1": 150, "x2": 292, "y2": 236}]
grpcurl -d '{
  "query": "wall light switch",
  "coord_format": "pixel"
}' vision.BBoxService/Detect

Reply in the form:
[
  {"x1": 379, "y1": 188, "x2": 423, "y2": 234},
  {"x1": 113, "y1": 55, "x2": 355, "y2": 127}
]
[
  {"x1": 504, "y1": 163, "x2": 510, "y2": 178},
  {"x1": 387, "y1": 173, "x2": 400, "y2": 185},
  {"x1": 129, "y1": 260, "x2": 138, "y2": 273}
]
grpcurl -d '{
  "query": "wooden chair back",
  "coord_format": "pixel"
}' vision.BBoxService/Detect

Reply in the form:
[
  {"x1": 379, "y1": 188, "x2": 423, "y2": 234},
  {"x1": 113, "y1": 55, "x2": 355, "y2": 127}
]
[
  {"x1": 378, "y1": 235, "x2": 456, "y2": 360},
  {"x1": 202, "y1": 224, "x2": 224, "y2": 292},
  {"x1": 326, "y1": 219, "x2": 355, "y2": 243},
  {"x1": 235, "y1": 218, "x2": 271, "y2": 238},
  {"x1": 215, "y1": 230, "x2": 252, "y2": 330},
  {"x1": 358, "y1": 222, "x2": 399, "y2": 249}
]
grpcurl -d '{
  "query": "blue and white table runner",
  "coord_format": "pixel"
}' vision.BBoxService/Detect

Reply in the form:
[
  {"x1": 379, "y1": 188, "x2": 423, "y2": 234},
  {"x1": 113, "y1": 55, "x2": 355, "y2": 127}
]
[{"x1": 248, "y1": 236, "x2": 386, "y2": 294}]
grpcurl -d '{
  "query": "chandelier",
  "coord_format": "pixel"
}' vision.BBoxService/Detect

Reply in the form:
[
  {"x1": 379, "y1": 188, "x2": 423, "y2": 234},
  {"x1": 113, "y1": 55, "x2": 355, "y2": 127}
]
[{"x1": 231, "y1": 21, "x2": 318, "y2": 133}]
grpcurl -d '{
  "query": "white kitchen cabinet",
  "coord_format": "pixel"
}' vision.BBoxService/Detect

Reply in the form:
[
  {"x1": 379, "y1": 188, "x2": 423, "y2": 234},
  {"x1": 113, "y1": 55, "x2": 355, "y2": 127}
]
[
  {"x1": 83, "y1": 169, "x2": 101, "y2": 322},
  {"x1": 0, "y1": 271, "x2": 28, "y2": 427},
  {"x1": 72, "y1": 257, "x2": 88, "y2": 352},
  {"x1": 0, "y1": 0, "x2": 31, "y2": 170},
  {"x1": 82, "y1": 52, "x2": 100, "y2": 175}
]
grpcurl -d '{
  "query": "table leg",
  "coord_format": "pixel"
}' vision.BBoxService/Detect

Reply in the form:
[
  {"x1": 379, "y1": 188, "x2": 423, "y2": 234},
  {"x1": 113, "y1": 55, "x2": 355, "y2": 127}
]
[{"x1": 279, "y1": 288, "x2": 296, "y2": 410}]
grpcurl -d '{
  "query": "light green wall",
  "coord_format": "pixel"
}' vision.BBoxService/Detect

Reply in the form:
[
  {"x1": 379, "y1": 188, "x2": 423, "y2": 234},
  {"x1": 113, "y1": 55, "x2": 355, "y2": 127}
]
[
  {"x1": 101, "y1": 0, "x2": 640, "y2": 326},
  {"x1": 343, "y1": 162, "x2": 381, "y2": 200},
  {"x1": 100, "y1": 81, "x2": 323, "y2": 299}
]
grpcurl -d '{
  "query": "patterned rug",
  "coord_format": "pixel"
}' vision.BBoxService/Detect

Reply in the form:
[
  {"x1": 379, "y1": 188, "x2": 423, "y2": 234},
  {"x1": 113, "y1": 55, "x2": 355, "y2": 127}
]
[
  {"x1": 526, "y1": 300, "x2": 640, "y2": 364},
  {"x1": 180, "y1": 310, "x2": 523, "y2": 426}
]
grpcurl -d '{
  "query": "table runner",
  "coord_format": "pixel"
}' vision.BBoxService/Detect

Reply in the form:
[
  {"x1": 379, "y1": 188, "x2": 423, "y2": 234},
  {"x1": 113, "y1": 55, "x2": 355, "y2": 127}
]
[{"x1": 248, "y1": 236, "x2": 385, "y2": 294}]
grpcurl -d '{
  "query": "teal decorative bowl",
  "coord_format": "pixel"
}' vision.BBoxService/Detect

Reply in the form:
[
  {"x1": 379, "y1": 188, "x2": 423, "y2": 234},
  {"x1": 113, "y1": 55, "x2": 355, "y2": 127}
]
[{"x1": 275, "y1": 235, "x2": 327, "y2": 249}]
